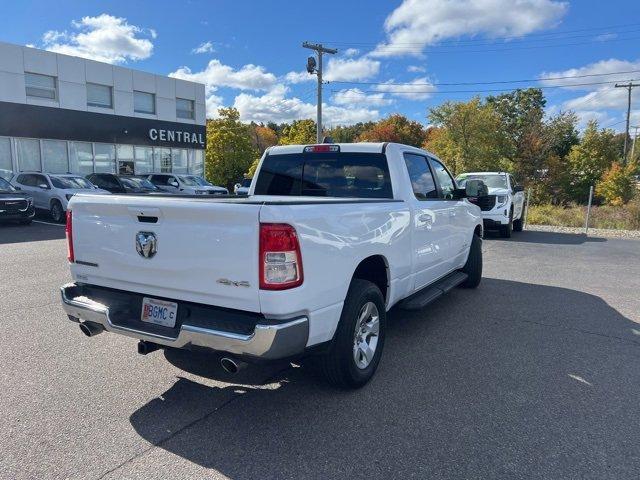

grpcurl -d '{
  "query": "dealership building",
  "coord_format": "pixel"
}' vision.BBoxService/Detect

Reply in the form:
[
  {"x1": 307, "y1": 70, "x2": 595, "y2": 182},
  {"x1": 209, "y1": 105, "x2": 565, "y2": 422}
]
[{"x1": 0, "y1": 41, "x2": 206, "y2": 180}]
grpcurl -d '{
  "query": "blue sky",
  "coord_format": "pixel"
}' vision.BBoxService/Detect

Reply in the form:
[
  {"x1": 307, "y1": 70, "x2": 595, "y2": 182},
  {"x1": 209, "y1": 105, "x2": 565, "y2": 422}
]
[{"x1": 3, "y1": 0, "x2": 639, "y2": 130}]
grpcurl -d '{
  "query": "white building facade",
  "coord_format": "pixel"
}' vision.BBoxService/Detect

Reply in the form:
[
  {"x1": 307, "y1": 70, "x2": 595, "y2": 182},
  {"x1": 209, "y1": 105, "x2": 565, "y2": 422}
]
[{"x1": 0, "y1": 41, "x2": 206, "y2": 180}]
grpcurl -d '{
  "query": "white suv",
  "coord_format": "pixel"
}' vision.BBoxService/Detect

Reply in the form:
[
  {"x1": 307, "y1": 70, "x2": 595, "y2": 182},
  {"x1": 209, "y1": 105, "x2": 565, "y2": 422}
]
[{"x1": 456, "y1": 172, "x2": 525, "y2": 238}]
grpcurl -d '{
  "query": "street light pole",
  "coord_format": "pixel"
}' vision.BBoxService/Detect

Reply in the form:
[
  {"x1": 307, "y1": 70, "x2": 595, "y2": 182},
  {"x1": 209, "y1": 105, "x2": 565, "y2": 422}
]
[{"x1": 302, "y1": 42, "x2": 337, "y2": 143}]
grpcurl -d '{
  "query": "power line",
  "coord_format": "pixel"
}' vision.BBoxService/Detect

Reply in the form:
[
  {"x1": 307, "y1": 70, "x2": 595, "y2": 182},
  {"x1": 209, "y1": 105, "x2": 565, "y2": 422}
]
[
  {"x1": 329, "y1": 69, "x2": 640, "y2": 88},
  {"x1": 615, "y1": 81, "x2": 640, "y2": 162}
]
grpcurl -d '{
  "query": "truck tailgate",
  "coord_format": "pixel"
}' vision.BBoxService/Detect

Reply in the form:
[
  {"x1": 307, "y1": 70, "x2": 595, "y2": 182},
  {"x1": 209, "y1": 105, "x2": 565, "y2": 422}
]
[{"x1": 69, "y1": 195, "x2": 261, "y2": 312}]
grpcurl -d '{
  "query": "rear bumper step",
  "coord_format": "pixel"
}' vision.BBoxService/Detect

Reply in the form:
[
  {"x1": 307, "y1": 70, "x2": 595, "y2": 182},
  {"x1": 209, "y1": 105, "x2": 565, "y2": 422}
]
[
  {"x1": 399, "y1": 271, "x2": 468, "y2": 311},
  {"x1": 60, "y1": 283, "x2": 308, "y2": 360}
]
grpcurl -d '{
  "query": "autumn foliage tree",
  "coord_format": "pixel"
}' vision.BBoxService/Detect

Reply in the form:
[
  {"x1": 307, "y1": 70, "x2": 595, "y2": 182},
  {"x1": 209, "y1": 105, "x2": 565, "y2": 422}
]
[
  {"x1": 279, "y1": 119, "x2": 317, "y2": 145},
  {"x1": 596, "y1": 162, "x2": 637, "y2": 206},
  {"x1": 357, "y1": 114, "x2": 426, "y2": 147}
]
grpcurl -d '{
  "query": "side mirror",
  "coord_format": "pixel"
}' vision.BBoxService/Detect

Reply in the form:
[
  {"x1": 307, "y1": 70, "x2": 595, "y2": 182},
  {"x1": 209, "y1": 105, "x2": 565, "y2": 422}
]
[
  {"x1": 169, "y1": 180, "x2": 179, "y2": 188},
  {"x1": 465, "y1": 179, "x2": 488, "y2": 198},
  {"x1": 38, "y1": 183, "x2": 49, "y2": 190},
  {"x1": 513, "y1": 185, "x2": 524, "y2": 193}
]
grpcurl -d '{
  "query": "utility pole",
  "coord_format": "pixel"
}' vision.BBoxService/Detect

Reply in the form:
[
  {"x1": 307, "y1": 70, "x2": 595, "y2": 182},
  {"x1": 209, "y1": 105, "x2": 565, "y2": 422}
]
[
  {"x1": 631, "y1": 125, "x2": 639, "y2": 161},
  {"x1": 303, "y1": 42, "x2": 337, "y2": 143},
  {"x1": 615, "y1": 82, "x2": 640, "y2": 163}
]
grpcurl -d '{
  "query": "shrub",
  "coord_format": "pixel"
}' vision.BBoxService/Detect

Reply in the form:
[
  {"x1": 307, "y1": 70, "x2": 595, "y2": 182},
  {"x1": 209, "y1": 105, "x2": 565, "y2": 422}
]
[{"x1": 596, "y1": 162, "x2": 637, "y2": 206}]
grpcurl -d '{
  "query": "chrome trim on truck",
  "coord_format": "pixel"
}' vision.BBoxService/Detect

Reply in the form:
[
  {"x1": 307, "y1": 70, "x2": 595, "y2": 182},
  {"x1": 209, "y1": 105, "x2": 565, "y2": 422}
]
[{"x1": 60, "y1": 283, "x2": 309, "y2": 360}]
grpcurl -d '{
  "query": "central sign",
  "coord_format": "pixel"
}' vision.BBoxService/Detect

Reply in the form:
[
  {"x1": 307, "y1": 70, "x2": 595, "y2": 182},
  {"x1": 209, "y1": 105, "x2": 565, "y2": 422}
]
[{"x1": 148, "y1": 128, "x2": 205, "y2": 147}]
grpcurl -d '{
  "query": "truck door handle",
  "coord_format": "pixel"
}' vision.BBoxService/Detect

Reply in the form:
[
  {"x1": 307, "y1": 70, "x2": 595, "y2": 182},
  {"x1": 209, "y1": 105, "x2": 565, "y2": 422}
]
[{"x1": 417, "y1": 213, "x2": 432, "y2": 227}]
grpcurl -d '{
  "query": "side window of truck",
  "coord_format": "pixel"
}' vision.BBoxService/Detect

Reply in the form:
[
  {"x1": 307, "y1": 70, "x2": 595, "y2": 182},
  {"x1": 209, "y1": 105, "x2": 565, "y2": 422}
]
[
  {"x1": 428, "y1": 158, "x2": 456, "y2": 200},
  {"x1": 403, "y1": 153, "x2": 438, "y2": 200}
]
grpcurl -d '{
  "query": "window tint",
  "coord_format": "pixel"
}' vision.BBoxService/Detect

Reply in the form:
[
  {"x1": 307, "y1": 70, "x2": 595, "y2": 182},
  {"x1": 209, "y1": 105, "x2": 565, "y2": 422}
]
[
  {"x1": 429, "y1": 158, "x2": 456, "y2": 199},
  {"x1": 150, "y1": 175, "x2": 170, "y2": 186},
  {"x1": 403, "y1": 153, "x2": 438, "y2": 200},
  {"x1": 34, "y1": 175, "x2": 49, "y2": 187},
  {"x1": 254, "y1": 152, "x2": 392, "y2": 198}
]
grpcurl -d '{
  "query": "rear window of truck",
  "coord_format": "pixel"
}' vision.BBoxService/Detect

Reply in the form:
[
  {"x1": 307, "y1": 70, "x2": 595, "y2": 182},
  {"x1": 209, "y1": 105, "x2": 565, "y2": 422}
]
[{"x1": 254, "y1": 152, "x2": 393, "y2": 198}]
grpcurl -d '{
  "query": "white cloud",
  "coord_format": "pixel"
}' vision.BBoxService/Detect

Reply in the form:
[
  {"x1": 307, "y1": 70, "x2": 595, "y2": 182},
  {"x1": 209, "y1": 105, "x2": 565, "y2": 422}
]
[
  {"x1": 344, "y1": 48, "x2": 360, "y2": 57},
  {"x1": 192, "y1": 41, "x2": 214, "y2": 54},
  {"x1": 539, "y1": 58, "x2": 640, "y2": 89},
  {"x1": 325, "y1": 57, "x2": 380, "y2": 82},
  {"x1": 332, "y1": 88, "x2": 392, "y2": 107},
  {"x1": 205, "y1": 94, "x2": 225, "y2": 118},
  {"x1": 169, "y1": 59, "x2": 278, "y2": 92},
  {"x1": 595, "y1": 33, "x2": 618, "y2": 42},
  {"x1": 374, "y1": 77, "x2": 436, "y2": 100},
  {"x1": 233, "y1": 85, "x2": 379, "y2": 125},
  {"x1": 371, "y1": 0, "x2": 568, "y2": 57},
  {"x1": 41, "y1": 14, "x2": 155, "y2": 64},
  {"x1": 284, "y1": 70, "x2": 314, "y2": 84},
  {"x1": 407, "y1": 65, "x2": 426, "y2": 73}
]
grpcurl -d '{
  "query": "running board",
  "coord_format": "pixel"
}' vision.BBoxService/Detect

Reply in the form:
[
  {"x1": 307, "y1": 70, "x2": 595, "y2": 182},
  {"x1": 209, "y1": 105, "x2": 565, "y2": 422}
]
[{"x1": 399, "y1": 271, "x2": 468, "y2": 311}]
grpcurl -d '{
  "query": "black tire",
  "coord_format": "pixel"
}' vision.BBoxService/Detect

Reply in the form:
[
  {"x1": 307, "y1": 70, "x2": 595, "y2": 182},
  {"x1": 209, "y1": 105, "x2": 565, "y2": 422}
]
[
  {"x1": 50, "y1": 200, "x2": 64, "y2": 223},
  {"x1": 460, "y1": 233, "x2": 482, "y2": 288},
  {"x1": 500, "y1": 209, "x2": 513, "y2": 238},
  {"x1": 319, "y1": 279, "x2": 386, "y2": 389},
  {"x1": 513, "y1": 208, "x2": 524, "y2": 232}
]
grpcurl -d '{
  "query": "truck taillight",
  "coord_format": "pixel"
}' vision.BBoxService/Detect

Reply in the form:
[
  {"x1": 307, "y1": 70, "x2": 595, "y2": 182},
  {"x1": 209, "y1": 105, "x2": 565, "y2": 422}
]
[
  {"x1": 259, "y1": 223, "x2": 303, "y2": 290},
  {"x1": 66, "y1": 210, "x2": 74, "y2": 263}
]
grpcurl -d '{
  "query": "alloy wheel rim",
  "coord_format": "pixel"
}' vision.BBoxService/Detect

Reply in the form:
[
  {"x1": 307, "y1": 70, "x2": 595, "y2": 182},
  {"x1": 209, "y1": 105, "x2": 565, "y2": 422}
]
[{"x1": 352, "y1": 301, "x2": 380, "y2": 369}]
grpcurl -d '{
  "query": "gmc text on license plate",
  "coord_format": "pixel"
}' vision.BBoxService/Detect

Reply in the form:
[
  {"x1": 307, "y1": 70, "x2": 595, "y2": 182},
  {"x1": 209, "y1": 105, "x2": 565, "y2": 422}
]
[{"x1": 140, "y1": 297, "x2": 178, "y2": 328}]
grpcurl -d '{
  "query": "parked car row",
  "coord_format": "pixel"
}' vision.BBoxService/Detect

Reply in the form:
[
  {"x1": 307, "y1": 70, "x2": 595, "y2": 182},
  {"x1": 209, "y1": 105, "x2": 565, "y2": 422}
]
[{"x1": 1, "y1": 172, "x2": 230, "y2": 224}]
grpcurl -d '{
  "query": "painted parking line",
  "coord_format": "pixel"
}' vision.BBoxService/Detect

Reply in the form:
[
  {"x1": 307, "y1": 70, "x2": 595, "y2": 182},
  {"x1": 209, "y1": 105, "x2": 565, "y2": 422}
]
[{"x1": 33, "y1": 220, "x2": 65, "y2": 227}]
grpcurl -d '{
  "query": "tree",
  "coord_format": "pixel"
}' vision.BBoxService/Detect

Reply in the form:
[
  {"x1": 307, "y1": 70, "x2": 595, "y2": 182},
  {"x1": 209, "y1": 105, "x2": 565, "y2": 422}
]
[
  {"x1": 357, "y1": 114, "x2": 426, "y2": 147},
  {"x1": 566, "y1": 120, "x2": 619, "y2": 202},
  {"x1": 328, "y1": 122, "x2": 376, "y2": 143},
  {"x1": 205, "y1": 107, "x2": 257, "y2": 190},
  {"x1": 596, "y1": 161, "x2": 637, "y2": 206},
  {"x1": 279, "y1": 119, "x2": 317, "y2": 145},
  {"x1": 426, "y1": 98, "x2": 509, "y2": 174},
  {"x1": 247, "y1": 158, "x2": 261, "y2": 178},
  {"x1": 250, "y1": 124, "x2": 278, "y2": 154}
]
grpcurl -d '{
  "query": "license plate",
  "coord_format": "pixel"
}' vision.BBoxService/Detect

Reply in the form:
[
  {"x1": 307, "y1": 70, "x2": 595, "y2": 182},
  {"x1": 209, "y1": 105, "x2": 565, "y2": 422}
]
[{"x1": 141, "y1": 297, "x2": 178, "y2": 328}]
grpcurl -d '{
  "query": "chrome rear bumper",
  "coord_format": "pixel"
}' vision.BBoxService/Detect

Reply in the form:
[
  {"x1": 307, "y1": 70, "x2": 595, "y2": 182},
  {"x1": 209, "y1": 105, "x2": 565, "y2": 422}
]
[{"x1": 60, "y1": 283, "x2": 308, "y2": 360}]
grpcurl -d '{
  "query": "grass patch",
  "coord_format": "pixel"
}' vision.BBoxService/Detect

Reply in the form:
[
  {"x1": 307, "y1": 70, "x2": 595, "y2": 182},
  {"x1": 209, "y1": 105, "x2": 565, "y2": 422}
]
[{"x1": 527, "y1": 199, "x2": 640, "y2": 230}]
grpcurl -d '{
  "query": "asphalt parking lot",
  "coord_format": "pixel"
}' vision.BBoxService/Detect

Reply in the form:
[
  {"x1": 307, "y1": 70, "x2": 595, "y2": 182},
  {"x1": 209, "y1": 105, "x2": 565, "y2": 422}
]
[{"x1": 1, "y1": 222, "x2": 639, "y2": 479}]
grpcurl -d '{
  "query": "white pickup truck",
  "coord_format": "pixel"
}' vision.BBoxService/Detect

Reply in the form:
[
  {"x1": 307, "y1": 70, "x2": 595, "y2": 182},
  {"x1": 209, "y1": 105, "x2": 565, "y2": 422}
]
[{"x1": 61, "y1": 143, "x2": 485, "y2": 388}]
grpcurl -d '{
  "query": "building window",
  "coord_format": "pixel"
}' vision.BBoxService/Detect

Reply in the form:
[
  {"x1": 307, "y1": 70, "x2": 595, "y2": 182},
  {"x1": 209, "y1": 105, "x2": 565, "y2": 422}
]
[
  {"x1": 16, "y1": 138, "x2": 41, "y2": 171},
  {"x1": 117, "y1": 145, "x2": 135, "y2": 175},
  {"x1": 42, "y1": 140, "x2": 68, "y2": 174},
  {"x1": 134, "y1": 146, "x2": 154, "y2": 174},
  {"x1": 0, "y1": 137, "x2": 12, "y2": 179},
  {"x1": 190, "y1": 150, "x2": 204, "y2": 175},
  {"x1": 87, "y1": 83, "x2": 113, "y2": 108},
  {"x1": 154, "y1": 148, "x2": 171, "y2": 172},
  {"x1": 171, "y1": 149, "x2": 188, "y2": 174},
  {"x1": 70, "y1": 142, "x2": 94, "y2": 175},
  {"x1": 176, "y1": 98, "x2": 194, "y2": 119},
  {"x1": 134, "y1": 91, "x2": 155, "y2": 114},
  {"x1": 94, "y1": 143, "x2": 116, "y2": 173},
  {"x1": 25, "y1": 73, "x2": 57, "y2": 100}
]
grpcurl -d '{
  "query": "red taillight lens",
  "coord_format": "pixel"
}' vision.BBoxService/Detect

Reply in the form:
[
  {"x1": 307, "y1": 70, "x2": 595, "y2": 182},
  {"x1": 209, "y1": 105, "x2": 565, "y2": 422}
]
[
  {"x1": 259, "y1": 223, "x2": 303, "y2": 290},
  {"x1": 303, "y1": 145, "x2": 340, "y2": 153},
  {"x1": 65, "y1": 209, "x2": 74, "y2": 263}
]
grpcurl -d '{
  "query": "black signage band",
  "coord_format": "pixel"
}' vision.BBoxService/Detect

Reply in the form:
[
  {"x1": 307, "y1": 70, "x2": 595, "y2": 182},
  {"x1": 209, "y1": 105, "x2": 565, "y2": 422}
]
[{"x1": 0, "y1": 101, "x2": 206, "y2": 150}]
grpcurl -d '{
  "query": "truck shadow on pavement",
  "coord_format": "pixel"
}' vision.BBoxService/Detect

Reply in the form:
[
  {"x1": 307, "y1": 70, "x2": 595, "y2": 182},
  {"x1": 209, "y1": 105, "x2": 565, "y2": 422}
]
[
  {"x1": 0, "y1": 221, "x2": 65, "y2": 245},
  {"x1": 487, "y1": 230, "x2": 607, "y2": 245},
  {"x1": 129, "y1": 278, "x2": 640, "y2": 479}
]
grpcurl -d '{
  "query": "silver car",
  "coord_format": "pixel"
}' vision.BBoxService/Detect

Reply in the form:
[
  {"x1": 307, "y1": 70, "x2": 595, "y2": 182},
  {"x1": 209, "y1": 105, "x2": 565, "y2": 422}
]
[
  {"x1": 11, "y1": 172, "x2": 109, "y2": 222},
  {"x1": 148, "y1": 173, "x2": 228, "y2": 195}
]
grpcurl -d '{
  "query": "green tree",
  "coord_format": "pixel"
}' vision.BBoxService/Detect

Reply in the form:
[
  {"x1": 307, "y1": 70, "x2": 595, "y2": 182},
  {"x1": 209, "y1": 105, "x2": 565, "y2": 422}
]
[
  {"x1": 566, "y1": 120, "x2": 619, "y2": 202},
  {"x1": 426, "y1": 98, "x2": 509, "y2": 174},
  {"x1": 357, "y1": 114, "x2": 426, "y2": 147},
  {"x1": 247, "y1": 158, "x2": 261, "y2": 178},
  {"x1": 328, "y1": 122, "x2": 376, "y2": 143},
  {"x1": 596, "y1": 161, "x2": 637, "y2": 206},
  {"x1": 279, "y1": 119, "x2": 317, "y2": 145},
  {"x1": 205, "y1": 107, "x2": 257, "y2": 190}
]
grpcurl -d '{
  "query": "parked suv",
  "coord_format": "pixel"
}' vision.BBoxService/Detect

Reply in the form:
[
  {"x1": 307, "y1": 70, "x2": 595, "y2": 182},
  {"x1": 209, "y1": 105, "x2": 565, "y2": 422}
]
[
  {"x1": 0, "y1": 176, "x2": 35, "y2": 225},
  {"x1": 148, "y1": 174, "x2": 228, "y2": 195},
  {"x1": 455, "y1": 172, "x2": 525, "y2": 237},
  {"x1": 11, "y1": 173, "x2": 109, "y2": 222},
  {"x1": 87, "y1": 174, "x2": 162, "y2": 194}
]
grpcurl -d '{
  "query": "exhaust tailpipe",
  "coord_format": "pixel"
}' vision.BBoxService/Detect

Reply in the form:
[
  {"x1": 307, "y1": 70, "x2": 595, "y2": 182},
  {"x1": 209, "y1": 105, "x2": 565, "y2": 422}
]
[
  {"x1": 79, "y1": 321, "x2": 104, "y2": 337},
  {"x1": 220, "y1": 357, "x2": 247, "y2": 374},
  {"x1": 137, "y1": 340, "x2": 160, "y2": 355}
]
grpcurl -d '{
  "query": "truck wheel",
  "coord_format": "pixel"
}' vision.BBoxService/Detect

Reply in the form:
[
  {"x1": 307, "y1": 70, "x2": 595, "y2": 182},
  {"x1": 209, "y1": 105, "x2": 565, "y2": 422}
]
[
  {"x1": 513, "y1": 208, "x2": 524, "y2": 232},
  {"x1": 460, "y1": 233, "x2": 482, "y2": 288},
  {"x1": 50, "y1": 200, "x2": 64, "y2": 223},
  {"x1": 500, "y1": 210, "x2": 513, "y2": 238},
  {"x1": 320, "y1": 279, "x2": 386, "y2": 389}
]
